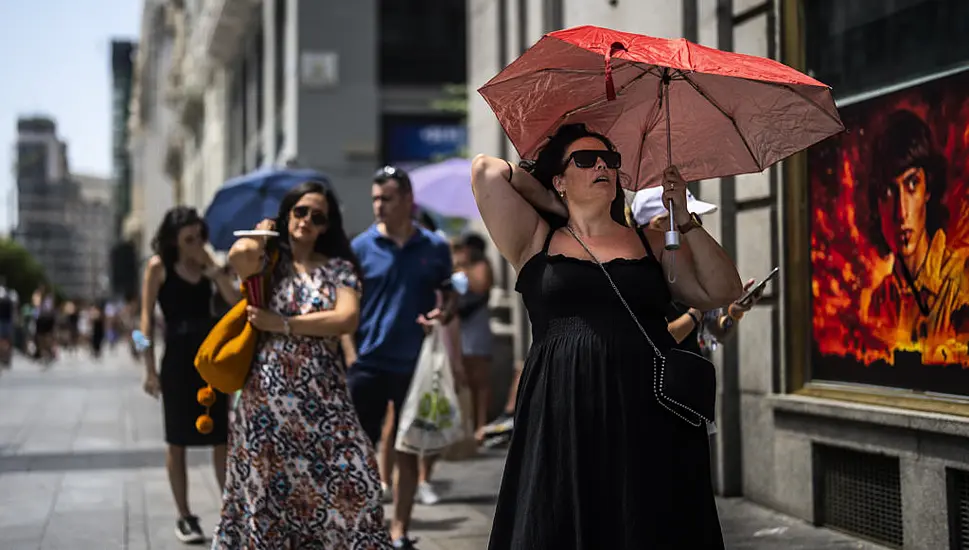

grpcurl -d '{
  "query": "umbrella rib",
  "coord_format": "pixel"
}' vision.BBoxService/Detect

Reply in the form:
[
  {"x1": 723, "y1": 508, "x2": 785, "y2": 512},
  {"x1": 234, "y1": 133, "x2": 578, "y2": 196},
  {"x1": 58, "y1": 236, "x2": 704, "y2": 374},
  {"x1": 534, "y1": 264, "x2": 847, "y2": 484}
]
[
  {"x1": 754, "y1": 80, "x2": 845, "y2": 129},
  {"x1": 680, "y1": 73, "x2": 762, "y2": 171},
  {"x1": 560, "y1": 65, "x2": 657, "y2": 118},
  {"x1": 526, "y1": 66, "x2": 660, "y2": 155},
  {"x1": 482, "y1": 64, "x2": 643, "y2": 90}
]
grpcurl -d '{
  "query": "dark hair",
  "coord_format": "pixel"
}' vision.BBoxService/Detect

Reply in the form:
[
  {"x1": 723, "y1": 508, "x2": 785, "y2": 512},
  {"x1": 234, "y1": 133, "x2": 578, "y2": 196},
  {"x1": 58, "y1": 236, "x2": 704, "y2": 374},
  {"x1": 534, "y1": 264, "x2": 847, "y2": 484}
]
[
  {"x1": 373, "y1": 165, "x2": 413, "y2": 195},
  {"x1": 867, "y1": 110, "x2": 949, "y2": 257},
  {"x1": 522, "y1": 123, "x2": 628, "y2": 228},
  {"x1": 271, "y1": 180, "x2": 361, "y2": 276},
  {"x1": 417, "y1": 209, "x2": 438, "y2": 233},
  {"x1": 150, "y1": 206, "x2": 209, "y2": 266},
  {"x1": 461, "y1": 232, "x2": 488, "y2": 262}
]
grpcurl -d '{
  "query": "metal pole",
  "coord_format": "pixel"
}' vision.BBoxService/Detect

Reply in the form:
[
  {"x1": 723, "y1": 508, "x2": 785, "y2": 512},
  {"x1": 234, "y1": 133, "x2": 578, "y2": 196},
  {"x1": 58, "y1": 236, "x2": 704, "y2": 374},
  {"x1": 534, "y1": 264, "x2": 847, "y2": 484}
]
[{"x1": 664, "y1": 73, "x2": 680, "y2": 250}]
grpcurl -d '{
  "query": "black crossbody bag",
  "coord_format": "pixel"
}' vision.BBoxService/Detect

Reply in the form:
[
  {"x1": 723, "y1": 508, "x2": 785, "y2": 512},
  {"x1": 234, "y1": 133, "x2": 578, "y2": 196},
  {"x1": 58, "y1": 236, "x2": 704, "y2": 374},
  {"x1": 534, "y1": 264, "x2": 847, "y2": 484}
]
[{"x1": 566, "y1": 227, "x2": 716, "y2": 428}]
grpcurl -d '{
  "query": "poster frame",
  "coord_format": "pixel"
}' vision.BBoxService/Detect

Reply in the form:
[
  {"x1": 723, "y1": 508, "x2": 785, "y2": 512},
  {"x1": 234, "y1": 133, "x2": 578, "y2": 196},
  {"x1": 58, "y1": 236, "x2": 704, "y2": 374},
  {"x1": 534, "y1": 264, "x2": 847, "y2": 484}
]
[{"x1": 780, "y1": 0, "x2": 969, "y2": 416}]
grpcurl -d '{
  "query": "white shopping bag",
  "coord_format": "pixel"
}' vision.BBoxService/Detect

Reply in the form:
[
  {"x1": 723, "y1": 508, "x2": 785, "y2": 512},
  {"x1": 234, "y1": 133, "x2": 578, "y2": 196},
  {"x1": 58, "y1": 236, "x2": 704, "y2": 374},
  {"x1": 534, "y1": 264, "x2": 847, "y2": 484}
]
[{"x1": 395, "y1": 325, "x2": 463, "y2": 456}]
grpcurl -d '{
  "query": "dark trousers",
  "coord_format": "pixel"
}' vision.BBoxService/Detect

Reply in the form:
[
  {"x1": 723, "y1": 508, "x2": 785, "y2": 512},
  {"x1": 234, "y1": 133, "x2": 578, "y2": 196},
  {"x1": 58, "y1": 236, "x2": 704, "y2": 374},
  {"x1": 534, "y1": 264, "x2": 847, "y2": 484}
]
[{"x1": 346, "y1": 366, "x2": 415, "y2": 445}]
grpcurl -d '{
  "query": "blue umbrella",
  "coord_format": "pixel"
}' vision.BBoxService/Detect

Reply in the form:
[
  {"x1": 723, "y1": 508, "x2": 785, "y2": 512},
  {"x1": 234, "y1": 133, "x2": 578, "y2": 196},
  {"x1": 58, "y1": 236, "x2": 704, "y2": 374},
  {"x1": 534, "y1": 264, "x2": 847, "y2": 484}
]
[{"x1": 205, "y1": 167, "x2": 330, "y2": 250}]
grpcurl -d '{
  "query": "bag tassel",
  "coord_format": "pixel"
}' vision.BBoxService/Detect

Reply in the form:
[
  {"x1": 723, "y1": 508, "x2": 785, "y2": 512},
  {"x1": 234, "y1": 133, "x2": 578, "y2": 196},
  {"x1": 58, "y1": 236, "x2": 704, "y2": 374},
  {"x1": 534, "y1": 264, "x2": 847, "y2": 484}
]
[{"x1": 196, "y1": 384, "x2": 217, "y2": 434}]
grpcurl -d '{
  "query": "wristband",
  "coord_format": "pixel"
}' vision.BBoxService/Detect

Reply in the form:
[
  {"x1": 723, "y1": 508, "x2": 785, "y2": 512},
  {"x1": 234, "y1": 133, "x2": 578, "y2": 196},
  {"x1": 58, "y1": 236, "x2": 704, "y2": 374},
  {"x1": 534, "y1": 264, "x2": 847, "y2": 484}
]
[
  {"x1": 687, "y1": 310, "x2": 701, "y2": 327},
  {"x1": 504, "y1": 160, "x2": 514, "y2": 182}
]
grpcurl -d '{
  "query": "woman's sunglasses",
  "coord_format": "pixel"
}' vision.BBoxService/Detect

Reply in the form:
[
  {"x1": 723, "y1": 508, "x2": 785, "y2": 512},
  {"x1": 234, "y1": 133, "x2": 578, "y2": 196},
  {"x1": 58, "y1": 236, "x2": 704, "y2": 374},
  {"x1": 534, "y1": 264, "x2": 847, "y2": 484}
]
[
  {"x1": 292, "y1": 205, "x2": 328, "y2": 226},
  {"x1": 564, "y1": 149, "x2": 622, "y2": 169}
]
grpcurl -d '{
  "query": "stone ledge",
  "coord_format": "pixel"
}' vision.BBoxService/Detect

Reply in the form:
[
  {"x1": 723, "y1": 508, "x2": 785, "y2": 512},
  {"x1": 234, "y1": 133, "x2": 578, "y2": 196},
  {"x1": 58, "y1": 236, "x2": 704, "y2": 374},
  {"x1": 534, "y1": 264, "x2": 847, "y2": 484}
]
[{"x1": 768, "y1": 393, "x2": 969, "y2": 439}]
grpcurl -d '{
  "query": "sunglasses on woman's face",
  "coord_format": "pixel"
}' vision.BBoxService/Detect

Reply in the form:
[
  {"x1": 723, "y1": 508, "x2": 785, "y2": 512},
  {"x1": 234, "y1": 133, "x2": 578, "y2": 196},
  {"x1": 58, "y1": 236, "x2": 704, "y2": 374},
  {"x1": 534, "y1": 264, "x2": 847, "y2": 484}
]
[
  {"x1": 564, "y1": 149, "x2": 622, "y2": 169},
  {"x1": 292, "y1": 205, "x2": 328, "y2": 226}
]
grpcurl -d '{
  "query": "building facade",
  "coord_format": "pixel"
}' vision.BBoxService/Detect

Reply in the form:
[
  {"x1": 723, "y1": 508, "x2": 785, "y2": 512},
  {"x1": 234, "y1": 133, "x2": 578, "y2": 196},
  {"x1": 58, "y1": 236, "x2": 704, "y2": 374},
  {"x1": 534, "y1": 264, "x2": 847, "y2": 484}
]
[
  {"x1": 71, "y1": 175, "x2": 116, "y2": 301},
  {"x1": 126, "y1": 0, "x2": 467, "y2": 245},
  {"x1": 14, "y1": 119, "x2": 115, "y2": 300},
  {"x1": 126, "y1": 0, "x2": 179, "y2": 267},
  {"x1": 110, "y1": 40, "x2": 138, "y2": 299},
  {"x1": 14, "y1": 118, "x2": 77, "y2": 297},
  {"x1": 469, "y1": 1, "x2": 969, "y2": 548}
]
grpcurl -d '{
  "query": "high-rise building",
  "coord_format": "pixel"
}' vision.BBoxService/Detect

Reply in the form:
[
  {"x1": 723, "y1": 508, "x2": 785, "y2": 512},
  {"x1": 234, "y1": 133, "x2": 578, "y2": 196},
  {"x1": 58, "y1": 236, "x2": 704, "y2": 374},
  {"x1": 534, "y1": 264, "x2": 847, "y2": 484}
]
[
  {"x1": 14, "y1": 117, "x2": 76, "y2": 296},
  {"x1": 14, "y1": 118, "x2": 117, "y2": 300},
  {"x1": 110, "y1": 39, "x2": 138, "y2": 298}
]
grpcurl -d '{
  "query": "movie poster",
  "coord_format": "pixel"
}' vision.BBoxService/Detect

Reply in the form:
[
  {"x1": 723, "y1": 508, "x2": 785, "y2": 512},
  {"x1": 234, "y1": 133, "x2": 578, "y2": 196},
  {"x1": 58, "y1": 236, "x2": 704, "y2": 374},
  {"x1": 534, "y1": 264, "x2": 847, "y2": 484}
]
[{"x1": 810, "y1": 69, "x2": 969, "y2": 395}]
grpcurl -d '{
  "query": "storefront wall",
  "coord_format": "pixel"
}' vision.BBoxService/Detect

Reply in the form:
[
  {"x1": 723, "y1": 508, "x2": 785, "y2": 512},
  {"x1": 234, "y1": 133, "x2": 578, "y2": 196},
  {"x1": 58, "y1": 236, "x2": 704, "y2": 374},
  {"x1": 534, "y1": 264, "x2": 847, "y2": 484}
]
[
  {"x1": 469, "y1": 1, "x2": 969, "y2": 547},
  {"x1": 771, "y1": 1, "x2": 969, "y2": 548}
]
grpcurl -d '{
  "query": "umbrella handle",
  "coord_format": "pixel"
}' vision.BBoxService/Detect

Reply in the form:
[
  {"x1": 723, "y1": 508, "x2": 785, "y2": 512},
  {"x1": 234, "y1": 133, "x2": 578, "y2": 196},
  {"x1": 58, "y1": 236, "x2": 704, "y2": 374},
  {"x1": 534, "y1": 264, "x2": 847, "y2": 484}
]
[
  {"x1": 662, "y1": 73, "x2": 680, "y2": 252},
  {"x1": 665, "y1": 198, "x2": 680, "y2": 250}
]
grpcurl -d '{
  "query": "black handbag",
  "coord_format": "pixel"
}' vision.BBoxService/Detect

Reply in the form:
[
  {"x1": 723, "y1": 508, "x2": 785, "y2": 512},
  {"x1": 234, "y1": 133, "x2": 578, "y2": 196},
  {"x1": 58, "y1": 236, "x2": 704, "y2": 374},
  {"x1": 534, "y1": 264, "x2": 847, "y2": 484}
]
[{"x1": 566, "y1": 227, "x2": 716, "y2": 428}]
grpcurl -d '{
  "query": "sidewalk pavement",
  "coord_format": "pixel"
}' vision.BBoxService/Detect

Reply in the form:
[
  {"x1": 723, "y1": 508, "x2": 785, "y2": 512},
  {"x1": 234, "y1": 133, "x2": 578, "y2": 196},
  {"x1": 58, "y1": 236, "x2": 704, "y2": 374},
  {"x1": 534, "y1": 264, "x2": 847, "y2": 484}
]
[{"x1": 0, "y1": 349, "x2": 883, "y2": 549}]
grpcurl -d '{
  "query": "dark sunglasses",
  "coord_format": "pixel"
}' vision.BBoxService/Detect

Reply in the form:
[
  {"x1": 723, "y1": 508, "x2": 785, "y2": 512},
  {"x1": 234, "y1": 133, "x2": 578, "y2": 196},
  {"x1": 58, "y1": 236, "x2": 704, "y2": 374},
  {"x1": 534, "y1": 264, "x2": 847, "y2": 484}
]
[
  {"x1": 564, "y1": 149, "x2": 621, "y2": 169},
  {"x1": 292, "y1": 205, "x2": 328, "y2": 226}
]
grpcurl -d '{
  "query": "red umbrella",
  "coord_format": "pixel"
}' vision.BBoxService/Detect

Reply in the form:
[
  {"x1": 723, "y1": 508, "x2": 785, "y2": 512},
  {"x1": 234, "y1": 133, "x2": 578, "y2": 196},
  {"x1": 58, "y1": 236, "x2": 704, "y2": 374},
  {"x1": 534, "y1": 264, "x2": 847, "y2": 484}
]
[{"x1": 478, "y1": 25, "x2": 844, "y2": 191}]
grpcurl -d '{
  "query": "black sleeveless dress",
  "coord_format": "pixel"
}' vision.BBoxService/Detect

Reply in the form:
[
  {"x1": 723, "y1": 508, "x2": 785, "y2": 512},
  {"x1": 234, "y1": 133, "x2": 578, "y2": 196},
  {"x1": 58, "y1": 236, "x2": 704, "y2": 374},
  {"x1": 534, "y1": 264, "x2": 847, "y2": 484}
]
[
  {"x1": 157, "y1": 262, "x2": 229, "y2": 447},
  {"x1": 488, "y1": 228, "x2": 724, "y2": 549}
]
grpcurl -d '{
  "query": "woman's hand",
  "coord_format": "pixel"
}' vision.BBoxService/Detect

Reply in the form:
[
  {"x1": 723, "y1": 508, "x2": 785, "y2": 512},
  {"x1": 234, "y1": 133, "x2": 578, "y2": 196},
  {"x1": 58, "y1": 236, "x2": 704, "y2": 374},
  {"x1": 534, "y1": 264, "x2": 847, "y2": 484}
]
[
  {"x1": 255, "y1": 218, "x2": 275, "y2": 233},
  {"x1": 143, "y1": 371, "x2": 161, "y2": 398},
  {"x1": 660, "y1": 165, "x2": 691, "y2": 227},
  {"x1": 247, "y1": 306, "x2": 284, "y2": 332},
  {"x1": 727, "y1": 278, "x2": 761, "y2": 320}
]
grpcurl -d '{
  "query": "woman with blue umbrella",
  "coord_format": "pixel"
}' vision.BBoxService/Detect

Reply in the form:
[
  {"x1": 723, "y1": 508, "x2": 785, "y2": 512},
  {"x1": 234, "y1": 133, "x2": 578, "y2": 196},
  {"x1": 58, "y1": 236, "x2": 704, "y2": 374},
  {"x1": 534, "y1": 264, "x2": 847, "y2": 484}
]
[{"x1": 205, "y1": 167, "x2": 333, "y2": 250}]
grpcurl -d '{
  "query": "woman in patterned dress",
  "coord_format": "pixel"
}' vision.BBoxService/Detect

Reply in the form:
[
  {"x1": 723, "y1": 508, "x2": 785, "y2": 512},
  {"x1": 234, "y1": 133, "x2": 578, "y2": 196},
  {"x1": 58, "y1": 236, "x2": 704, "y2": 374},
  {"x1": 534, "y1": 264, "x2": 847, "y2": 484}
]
[{"x1": 215, "y1": 181, "x2": 392, "y2": 549}]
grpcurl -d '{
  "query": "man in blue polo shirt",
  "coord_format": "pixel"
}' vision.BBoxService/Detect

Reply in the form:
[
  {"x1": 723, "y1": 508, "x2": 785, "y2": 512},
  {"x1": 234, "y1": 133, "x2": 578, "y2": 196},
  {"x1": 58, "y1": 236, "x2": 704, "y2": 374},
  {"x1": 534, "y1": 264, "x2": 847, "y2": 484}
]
[{"x1": 349, "y1": 165, "x2": 455, "y2": 549}]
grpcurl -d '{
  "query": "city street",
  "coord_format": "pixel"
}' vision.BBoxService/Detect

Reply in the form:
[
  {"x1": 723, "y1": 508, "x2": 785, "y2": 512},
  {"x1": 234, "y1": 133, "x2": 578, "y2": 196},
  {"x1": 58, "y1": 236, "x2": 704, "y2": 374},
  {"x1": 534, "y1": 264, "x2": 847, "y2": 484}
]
[{"x1": 0, "y1": 349, "x2": 883, "y2": 550}]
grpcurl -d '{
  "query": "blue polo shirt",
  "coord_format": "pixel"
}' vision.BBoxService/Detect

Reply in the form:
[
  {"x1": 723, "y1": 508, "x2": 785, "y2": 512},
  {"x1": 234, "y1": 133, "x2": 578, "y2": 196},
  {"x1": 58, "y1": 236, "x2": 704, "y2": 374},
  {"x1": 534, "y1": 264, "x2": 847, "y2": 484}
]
[{"x1": 352, "y1": 224, "x2": 453, "y2": 373}]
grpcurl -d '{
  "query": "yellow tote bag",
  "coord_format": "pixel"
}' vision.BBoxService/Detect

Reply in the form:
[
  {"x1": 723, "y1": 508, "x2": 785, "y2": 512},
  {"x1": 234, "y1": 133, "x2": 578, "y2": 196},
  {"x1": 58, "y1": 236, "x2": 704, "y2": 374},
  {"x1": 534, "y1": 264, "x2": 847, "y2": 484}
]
[{"x1": 194, "y1": 251, "x2": 278, "y2": 396}]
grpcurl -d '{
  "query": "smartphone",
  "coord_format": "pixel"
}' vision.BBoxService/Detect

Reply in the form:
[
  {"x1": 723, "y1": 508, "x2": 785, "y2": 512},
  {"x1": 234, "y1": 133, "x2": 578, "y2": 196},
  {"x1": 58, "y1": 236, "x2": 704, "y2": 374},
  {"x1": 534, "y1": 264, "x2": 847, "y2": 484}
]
[{"x1": 737, "y1": 267, "x2": 779, "y2": 307}]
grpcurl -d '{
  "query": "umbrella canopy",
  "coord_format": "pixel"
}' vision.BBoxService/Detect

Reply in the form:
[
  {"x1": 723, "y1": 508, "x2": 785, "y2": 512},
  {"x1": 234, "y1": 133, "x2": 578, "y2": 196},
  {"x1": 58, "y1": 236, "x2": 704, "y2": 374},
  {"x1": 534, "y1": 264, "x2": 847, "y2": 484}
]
[
  {"x1": 410, "y1": 158, "x2": 479, "y2": 220},
  {"x1": 478, "y1": 25, "x2": 844, "y2": 190},
  {"x1": 205, "y1": 167, "x2": 330, "y2": 250}
]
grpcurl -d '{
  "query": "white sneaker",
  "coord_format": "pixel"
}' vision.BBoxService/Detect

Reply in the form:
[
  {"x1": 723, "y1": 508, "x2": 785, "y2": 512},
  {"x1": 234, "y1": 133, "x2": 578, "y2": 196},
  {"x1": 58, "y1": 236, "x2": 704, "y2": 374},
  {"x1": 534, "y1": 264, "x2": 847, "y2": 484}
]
[{"x1": 415, "y1": 481, "x2": 440, "y2": 505}]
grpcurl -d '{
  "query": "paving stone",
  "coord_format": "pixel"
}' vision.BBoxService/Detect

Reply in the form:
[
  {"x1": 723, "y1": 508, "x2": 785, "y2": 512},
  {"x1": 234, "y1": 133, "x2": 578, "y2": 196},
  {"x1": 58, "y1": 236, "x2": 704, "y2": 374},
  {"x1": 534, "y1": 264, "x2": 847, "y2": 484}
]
[{"x1": 0, "y1": 350, "x2": 889, "y2": 549}]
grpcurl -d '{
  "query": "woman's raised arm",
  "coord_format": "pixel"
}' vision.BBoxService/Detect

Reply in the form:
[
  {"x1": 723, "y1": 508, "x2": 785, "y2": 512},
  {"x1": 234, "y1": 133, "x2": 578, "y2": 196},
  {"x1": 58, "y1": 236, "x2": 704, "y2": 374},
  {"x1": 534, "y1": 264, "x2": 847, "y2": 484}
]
[{"x1": 470, "y1": 155, "x2": 565, "y2": 270}]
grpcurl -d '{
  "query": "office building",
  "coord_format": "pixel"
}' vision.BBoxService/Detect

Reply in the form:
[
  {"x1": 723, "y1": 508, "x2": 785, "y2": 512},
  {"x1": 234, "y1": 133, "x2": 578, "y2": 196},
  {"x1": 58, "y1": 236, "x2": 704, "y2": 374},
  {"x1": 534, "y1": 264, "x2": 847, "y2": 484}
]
[
  {"x1": 110, "y1": 39, "x2": 138, "y2": 298},
  {"x1": 129, "y1": 0, "x2": 467, "y2": 242}
]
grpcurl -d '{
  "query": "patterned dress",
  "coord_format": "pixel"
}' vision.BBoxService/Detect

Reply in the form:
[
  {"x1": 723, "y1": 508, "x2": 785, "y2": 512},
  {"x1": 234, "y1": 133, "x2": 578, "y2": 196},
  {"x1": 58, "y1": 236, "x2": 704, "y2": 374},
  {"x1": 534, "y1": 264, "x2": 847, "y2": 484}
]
[{"x1": 213, "y1": 258, "x2": 391, "y2": 549}]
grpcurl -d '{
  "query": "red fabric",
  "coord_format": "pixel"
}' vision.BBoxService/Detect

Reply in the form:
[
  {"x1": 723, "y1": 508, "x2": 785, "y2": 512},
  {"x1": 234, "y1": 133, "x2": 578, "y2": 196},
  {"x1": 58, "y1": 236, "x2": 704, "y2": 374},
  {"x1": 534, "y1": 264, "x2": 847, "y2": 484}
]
[{"x1": 478, "y1": 25, "x2": 845, "y2": 190}]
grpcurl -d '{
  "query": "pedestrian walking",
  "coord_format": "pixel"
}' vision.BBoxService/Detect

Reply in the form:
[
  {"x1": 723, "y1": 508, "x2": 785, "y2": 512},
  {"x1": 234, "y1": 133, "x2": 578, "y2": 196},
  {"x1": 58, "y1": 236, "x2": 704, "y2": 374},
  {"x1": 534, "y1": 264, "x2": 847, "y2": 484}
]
[
  {"x1": 451, "y1": 233, "x2": 495, "y2": 442},
  {"x1": 89, "y1": 302, "x2": 106, "y2": 359},
  {"x1": 139, "y1": 206, "x2": 241, "y2": 544},
  {"x1": 349, "y1": 166, "x2": 456, "y2": 548},
  {"x1": 472, "y1": 123, "x2": 743, "y2": 548},
  {"x1": 32, "y1": 285, "x2": 56, "y2": 364},
  {"x1": 0, "y1": 280, "x2": 17, "y2": 368},
  {"x1": 213, "y1": 181, "x2": 392, "y2": 549}
]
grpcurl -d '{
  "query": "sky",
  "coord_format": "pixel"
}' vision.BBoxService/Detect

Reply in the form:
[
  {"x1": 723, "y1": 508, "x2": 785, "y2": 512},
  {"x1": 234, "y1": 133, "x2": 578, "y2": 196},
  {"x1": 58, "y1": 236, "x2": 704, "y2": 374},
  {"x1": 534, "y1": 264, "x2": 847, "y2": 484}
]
[{"x1": 0, "y1": 0, "x2": 141, "y2": 234}]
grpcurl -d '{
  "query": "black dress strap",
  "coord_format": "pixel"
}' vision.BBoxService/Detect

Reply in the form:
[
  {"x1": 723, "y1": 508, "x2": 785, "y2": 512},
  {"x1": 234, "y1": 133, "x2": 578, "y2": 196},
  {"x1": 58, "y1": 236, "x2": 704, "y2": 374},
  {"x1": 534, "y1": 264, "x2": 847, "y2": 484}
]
[
  {"x1": 635, "y1": 227, "x2": 658, "y2": 261},
  {"x1": 542, "y1": 225, "x2": 557, "y2": 254}
]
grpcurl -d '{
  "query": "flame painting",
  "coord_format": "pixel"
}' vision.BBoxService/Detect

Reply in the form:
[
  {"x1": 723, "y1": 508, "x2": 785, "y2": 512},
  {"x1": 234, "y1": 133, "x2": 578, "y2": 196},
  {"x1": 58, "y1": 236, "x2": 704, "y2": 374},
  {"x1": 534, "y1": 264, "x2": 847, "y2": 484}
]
[{"x1": 809, "y1": 69, "x2": 969, "y2": 395}]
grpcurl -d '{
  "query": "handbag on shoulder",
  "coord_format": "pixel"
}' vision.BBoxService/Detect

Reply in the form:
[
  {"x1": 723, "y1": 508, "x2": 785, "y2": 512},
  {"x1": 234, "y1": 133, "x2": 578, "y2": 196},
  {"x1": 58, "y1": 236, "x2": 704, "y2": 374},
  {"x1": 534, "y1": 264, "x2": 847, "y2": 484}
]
[{"x1": 566, "y1": 227, "x2": 716, "y2": 428}]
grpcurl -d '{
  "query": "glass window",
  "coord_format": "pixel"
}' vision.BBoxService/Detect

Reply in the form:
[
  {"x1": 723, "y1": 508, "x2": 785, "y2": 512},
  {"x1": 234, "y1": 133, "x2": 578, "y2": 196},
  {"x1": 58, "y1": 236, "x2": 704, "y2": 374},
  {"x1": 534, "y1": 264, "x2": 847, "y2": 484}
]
[
  {"x1": 379, "y1": 0, "x2": 466, "y2": 85},
  {"x1": 804, "y1": 0, "x2": 969, "y2": 99}
]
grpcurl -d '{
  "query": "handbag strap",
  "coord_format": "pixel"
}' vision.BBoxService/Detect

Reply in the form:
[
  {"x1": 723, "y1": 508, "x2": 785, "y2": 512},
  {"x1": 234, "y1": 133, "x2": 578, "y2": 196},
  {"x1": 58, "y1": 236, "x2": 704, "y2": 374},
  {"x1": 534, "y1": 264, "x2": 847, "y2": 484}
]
[{"x1": 565, "y1": 226, "x2": 664, "y2": 359}]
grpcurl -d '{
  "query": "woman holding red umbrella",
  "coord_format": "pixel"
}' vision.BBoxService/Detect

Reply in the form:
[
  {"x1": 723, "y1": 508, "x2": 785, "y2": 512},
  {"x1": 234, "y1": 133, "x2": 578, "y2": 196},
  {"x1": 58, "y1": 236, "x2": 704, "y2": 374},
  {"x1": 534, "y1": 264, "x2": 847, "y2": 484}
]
[{"x1": 471, "y1": 123, "x2": 742, "y2": 548}]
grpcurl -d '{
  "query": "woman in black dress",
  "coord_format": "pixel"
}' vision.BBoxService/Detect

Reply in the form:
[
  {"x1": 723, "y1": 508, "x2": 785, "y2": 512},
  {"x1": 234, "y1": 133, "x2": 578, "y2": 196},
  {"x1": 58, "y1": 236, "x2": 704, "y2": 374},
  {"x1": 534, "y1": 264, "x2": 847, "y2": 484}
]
[
  {"x1": 140, "y1": 207, "x2": 241, "y2": 544},
  {"x1": 471, "y1": 123, "x2": 743, "y2": 549}
]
